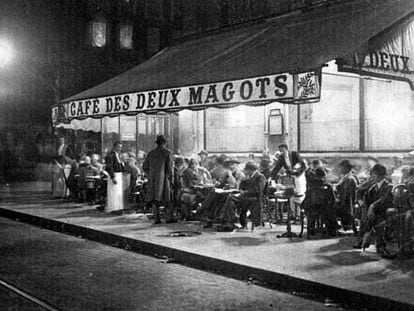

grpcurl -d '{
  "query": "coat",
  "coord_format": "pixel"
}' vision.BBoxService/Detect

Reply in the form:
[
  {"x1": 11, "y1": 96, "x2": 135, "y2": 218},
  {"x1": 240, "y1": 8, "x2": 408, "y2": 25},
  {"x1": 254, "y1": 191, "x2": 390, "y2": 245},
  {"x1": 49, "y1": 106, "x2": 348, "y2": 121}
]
[
  {"x1": 142, "y1": 145, "x2": 173, "y2": 202},
  {"x1": 105, "y1": 150, "x2": 124, "y2": 179},
  {"x1": 336, "y1": 173, "x2": 358, "y2": 215},
  {"x1": 271, "y1": 151, "x2": 306, "y2": 179},
  {"x1": 364, "y1": 180, "x2": 394, "y2": 216}
]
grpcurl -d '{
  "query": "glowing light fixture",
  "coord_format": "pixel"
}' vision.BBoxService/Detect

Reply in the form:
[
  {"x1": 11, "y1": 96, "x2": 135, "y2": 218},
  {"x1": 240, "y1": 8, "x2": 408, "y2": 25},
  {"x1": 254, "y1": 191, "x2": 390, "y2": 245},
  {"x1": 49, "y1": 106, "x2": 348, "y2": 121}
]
[{"x1": 0, "y1": 39, "x2": 13, "y2": 67}]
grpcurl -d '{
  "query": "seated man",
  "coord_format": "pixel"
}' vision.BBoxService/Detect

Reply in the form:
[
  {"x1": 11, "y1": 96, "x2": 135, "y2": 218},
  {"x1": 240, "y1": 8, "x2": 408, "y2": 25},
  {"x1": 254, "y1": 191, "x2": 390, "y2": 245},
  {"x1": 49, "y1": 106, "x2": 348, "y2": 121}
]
[
  {"x1": 201, "y1": 156, "x2": 238, "y2": 228},
  {"x1": 218, "y1": 161, "x2": 266, "y2": 231},
  {"x1": 224, "y1": 157, "x2": 246, "y2": 188},
  {"x1": 84, "y1": 156, "x2": 99, "y2": 203},
  {"x1": 354, "y1": 164, "x2": 394, "y2": 256},
  {"x1": 303, "y1": 168, "x2": 338, "y2": 237},
  {"x1": 210, "y1": 154, "x2": 235, "y2": 187},
  {"x1": 180, "y1": 159, "x2": 212, "y2": 220}
]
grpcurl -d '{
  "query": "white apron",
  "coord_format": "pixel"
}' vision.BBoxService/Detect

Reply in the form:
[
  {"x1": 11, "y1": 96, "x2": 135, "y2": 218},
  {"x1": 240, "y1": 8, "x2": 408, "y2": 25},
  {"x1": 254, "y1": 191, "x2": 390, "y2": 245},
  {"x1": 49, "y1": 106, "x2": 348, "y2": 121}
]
[
  {"x1": 106, "y1": 172, "x2": 124, "y2": 212},
  {"x1": 293, "y1": 172, "x2": 307, "y2": 204}
]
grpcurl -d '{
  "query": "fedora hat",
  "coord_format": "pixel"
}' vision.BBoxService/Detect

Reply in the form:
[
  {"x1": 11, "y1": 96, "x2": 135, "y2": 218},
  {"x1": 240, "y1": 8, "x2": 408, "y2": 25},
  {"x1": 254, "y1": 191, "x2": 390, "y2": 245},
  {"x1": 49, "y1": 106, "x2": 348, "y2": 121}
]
[
  {"x1": 244, "y1": 161, "x2": 259, "y2": 171},
  {"x1": 224, "y1": 156, "x2": 240, "y2": 164},
  {"x1": 155, "y1": 135, "x2": 167, "y2": 144}
]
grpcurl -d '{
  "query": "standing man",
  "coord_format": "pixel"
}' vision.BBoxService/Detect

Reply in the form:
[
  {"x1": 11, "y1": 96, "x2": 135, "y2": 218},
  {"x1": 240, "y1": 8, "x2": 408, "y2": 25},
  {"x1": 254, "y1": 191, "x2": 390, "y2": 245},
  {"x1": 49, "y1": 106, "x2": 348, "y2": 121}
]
[
  {"x1": 105, "y1": 141, "x2": 124, "y2": 213},
  {"x1": 271, "y1": 143, "x2": 307, "y2": 215},
  {"x1": 270, "y1": 143, "x2": 306, "y2": 179},
  {"x1": 143, "y1": 135, "x2": 175, "y2": 224}
]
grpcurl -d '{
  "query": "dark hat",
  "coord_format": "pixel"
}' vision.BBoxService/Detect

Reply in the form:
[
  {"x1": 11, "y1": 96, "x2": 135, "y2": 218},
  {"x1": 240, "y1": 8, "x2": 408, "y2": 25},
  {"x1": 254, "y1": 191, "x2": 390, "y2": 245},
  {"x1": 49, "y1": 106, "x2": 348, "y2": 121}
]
[
  {"x1": 174, "y1": 156, "x2": 184, "y2": 165},
  {"x1": 260, "y1": 158, "x2": 270, "y2": 168},
  {"x1": 338, "y1": 159, "x2": 354, "y2": 172},
  {"x1": 216, "y1": 154, "x2": 228, "y2": 165},
  {"x1": 371, "y1": 163, "x2": 387, "y2": 177},
  {"x1": 224, "y1": 156, "x2": 240, "y2": 164},
  {"x1": 155, "y1": 135, "x2": 167, "y2": 144},
  {"x1": 198, "y1": 149, "x2": 208, "y2": 156},
  {"x1": 244, "y1": 161, "x2": 259, "y2": 171},
  {"x1": 314, "y1": 167, "x2": 327, "y2": 180}
]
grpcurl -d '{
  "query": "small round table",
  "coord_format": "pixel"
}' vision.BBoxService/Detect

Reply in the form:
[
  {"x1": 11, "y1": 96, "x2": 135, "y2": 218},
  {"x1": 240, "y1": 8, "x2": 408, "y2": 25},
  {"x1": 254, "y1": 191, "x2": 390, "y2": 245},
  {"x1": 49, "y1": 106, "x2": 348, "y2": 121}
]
[{"x1": 276, "y1": 192, "x2": 304, "y2": 238}]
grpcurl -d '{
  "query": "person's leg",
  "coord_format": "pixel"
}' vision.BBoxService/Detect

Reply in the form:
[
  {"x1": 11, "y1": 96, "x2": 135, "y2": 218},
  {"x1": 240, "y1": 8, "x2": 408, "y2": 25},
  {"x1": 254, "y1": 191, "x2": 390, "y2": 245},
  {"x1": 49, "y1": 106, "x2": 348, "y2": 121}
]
[
  {"x1": 249, "y1": 199, "x2": 262, "y2": 228},
  {"x1": 239, "y1": 200, "x2": 248, "y2": 228},
  {"x1": 218, "y1": 195, "x2": 238, "y2": 230},
  {"x1": 403, "y1": 210, "x2": 413, "y2": 253},
  {"x1": 322, "y1": 207, "x2": 338, "y2": 236},
  {"x1": 152, "y1": 201, "x2": 161, "y2": 224},
  {"x1": 165, "y1": 201, "x2": 176, "y2": 223}
]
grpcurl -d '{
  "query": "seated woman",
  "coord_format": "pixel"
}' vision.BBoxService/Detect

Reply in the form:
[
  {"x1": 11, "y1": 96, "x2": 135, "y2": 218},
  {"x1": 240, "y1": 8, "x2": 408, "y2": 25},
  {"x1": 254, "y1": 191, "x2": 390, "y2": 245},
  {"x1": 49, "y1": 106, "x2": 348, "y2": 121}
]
[
  {"x1": 180, "y1": 159, "x2": 212, "y2": 220},
  {"x1": 303, "y1": 168, "x2": 338, "y2": 237},
  {"x1": 354, "y1": 164, "x2": 394, "y2": 256},
  {"x1": 218, "y1": 161, "x2": 266, "y2": 231},
  {"x1": 335, "y1": 159, "x2": 359, "y2": 234}
]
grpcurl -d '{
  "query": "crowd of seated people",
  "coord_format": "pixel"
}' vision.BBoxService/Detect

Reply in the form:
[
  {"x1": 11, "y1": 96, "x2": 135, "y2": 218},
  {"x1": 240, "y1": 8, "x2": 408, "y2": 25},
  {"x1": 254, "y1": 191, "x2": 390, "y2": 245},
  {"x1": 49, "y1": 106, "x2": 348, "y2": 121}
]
[
  {"x1": 56, "y1": 144, "x2": 414, "y2": 257},
  {"x1": 63, "y1": 151, "x2": 144, "y2": 208},
  {"x1": 66, "y1": 154, "x2": 108, "y2": 204}
]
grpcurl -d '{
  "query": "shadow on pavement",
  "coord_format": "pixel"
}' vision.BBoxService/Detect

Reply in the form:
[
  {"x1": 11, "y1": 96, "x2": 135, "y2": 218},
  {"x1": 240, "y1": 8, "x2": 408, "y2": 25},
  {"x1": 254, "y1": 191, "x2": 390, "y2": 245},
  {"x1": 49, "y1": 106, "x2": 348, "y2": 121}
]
[{"x1": 221, "y1": 236, "x2": 268, "y2": 246}]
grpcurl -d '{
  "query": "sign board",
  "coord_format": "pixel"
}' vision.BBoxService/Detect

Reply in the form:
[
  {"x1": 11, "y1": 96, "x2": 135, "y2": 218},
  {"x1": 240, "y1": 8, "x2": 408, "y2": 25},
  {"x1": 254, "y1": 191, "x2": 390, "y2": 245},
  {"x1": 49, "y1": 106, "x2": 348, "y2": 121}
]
[
  {"x1": 337, "y1": 14, "x2": 414, "y2": 90},
  {"x1": 52, "y1": 71, "x2": 321, "y2": 125}
]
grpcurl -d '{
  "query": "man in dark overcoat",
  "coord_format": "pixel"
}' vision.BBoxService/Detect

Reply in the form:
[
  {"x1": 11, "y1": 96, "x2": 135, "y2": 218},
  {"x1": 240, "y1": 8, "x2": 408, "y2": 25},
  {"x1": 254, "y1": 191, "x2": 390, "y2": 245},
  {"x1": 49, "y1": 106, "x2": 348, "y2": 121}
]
[{"x1": 143, "y1": 135, "x2": 174, "y2": 224}]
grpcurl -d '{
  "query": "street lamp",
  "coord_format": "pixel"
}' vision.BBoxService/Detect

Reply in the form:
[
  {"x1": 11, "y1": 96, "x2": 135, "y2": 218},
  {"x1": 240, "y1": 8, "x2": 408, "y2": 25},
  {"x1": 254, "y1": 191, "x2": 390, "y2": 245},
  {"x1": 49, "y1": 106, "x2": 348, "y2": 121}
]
[{"x1": 0, "y1": 39, "x2": 14, "y2": 68}]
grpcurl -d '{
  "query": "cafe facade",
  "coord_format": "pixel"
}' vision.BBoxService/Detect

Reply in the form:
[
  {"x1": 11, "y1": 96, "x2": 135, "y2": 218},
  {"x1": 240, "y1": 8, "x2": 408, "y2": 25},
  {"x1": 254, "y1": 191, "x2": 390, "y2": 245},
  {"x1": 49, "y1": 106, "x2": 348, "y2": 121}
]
[{"x1": 52, "y1": 0, "x2": 414, "y2": 163}]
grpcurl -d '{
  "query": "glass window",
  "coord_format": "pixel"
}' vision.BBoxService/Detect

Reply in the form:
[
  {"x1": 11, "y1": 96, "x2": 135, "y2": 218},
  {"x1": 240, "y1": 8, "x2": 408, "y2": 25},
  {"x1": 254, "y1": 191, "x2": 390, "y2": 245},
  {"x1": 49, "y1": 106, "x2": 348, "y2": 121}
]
[
  {"x1": 206, "y1": 105, "x2": 265, "y2": 152},
  {"x1": 120, "y1": 24, "x2": 133, "y2": 49},
  {"x1": 300, "y1": 74, "x2": 359, "y2": 151},
  {"x1": 92, "y1": 22, "x2": 107, "y2": 47},
  {"x1": 120, "y1": 115, "x2": 137, "y2": 155},
  {"x1": 364, "y1": 80, "x2": 414, "y2": 150},
  {"x1": 102, "y1": 116, "x2": 119, "y2": 156},
  {"x1": 138, "y1": 116, "x2": 146, "y2": 135}
]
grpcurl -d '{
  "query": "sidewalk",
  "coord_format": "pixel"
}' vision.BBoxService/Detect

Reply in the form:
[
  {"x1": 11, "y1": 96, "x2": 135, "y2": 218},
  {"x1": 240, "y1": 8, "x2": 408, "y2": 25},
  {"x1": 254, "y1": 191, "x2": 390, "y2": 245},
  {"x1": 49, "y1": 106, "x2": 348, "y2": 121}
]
[{"x1": 1, "y1": 182, "x2": 413, "y2": 310}]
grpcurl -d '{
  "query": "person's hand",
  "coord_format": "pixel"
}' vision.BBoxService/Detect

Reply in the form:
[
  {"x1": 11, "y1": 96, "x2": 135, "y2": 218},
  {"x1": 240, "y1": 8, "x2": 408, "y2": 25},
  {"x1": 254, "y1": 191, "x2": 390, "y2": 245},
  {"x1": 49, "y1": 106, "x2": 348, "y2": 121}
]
[
  {"x1": 112, "y1": 177, "x2": 117, "y2": 185},
  {"x1": 367, "y1": 205, "x2": 375, "y2": 222}
]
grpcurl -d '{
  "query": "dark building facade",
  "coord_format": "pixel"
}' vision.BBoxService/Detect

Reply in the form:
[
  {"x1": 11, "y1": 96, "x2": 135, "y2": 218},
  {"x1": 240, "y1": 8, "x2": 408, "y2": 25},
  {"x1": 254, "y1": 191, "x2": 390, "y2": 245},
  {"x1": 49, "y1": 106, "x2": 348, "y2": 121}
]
[{"x1": 0, "y1": 0, "x2": 346, "y2": 181}]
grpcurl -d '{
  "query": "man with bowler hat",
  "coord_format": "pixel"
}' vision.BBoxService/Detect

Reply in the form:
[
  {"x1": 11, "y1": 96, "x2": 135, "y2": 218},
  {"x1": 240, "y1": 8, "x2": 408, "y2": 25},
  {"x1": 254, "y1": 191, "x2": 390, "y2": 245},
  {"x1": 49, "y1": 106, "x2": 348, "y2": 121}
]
[{"x1": 143, "y1": 135, "x2": 175, "y2": 224}]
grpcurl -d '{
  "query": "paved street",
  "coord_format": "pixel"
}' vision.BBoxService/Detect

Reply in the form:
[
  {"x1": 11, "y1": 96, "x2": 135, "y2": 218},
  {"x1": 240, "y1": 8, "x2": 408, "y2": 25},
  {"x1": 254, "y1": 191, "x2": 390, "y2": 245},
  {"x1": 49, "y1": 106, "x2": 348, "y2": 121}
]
[{"x1": 0, "y1": 217, "x2": 348, "y2": 311}]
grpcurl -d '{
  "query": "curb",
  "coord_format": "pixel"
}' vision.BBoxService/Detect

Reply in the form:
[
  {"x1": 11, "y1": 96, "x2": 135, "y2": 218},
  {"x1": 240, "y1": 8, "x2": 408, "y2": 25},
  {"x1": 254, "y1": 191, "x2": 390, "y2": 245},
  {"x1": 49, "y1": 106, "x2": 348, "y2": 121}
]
[{"x1": 0, "y1": 207, "x2": 413, "y2": 311}]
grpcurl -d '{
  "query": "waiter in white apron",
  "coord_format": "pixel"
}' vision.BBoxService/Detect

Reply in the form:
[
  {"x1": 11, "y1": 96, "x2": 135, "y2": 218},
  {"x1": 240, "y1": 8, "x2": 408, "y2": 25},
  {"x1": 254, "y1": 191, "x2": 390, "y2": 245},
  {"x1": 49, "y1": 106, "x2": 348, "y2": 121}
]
[
  {"x1": 105, "y1": 141, "x2": 125, "y2": 213},
  {"x1": 270, "y1": 143, "x2": 307, "y2": 213}
]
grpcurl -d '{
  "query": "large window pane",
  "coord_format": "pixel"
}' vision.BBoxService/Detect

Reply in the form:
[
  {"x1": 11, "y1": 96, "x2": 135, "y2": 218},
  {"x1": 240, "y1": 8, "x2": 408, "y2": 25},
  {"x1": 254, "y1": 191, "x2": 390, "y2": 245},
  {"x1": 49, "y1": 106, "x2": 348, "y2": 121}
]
[
  {"x1": 300, "y1": 74, "x2": 359, "y2": 151},
  {"x1": 102, "y1": 116, "x2": 119, "y2": 156},
  {"x1": 365, "y1": 80, "x2": 414, "y2": 150},
  {"x1": 206, "y1": 105, "x2": 264, "y2": 152},
  {"x1": 120, "y1": 115, "x2": 137, "y2": 155}
]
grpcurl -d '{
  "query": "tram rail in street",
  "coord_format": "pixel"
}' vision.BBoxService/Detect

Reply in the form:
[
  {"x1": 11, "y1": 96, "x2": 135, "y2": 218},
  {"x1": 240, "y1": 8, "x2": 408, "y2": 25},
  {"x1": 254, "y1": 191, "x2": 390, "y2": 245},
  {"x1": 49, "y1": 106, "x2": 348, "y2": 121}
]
[{"x1": 0, "y1": 278, "x2": 59, "y2": 311}]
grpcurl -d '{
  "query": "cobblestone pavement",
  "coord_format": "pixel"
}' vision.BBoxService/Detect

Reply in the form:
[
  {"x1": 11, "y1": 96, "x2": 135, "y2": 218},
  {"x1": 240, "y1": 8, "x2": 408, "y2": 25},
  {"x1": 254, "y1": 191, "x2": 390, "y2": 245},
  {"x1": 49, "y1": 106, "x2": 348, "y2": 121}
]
[{"x1": 0, "y1": 217, "x2": 350, "y2": 311}]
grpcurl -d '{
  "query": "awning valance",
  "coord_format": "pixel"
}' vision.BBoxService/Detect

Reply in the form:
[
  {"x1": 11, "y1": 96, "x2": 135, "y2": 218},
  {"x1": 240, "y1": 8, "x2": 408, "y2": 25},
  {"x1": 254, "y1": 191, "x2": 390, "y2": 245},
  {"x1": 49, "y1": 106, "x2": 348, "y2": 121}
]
[
  {"x1": 52, "y1": 0, "x2": 414, "y2": 125},
  {"x1": 337, "y1": 12, "x2": 414, "y2": 90}
]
